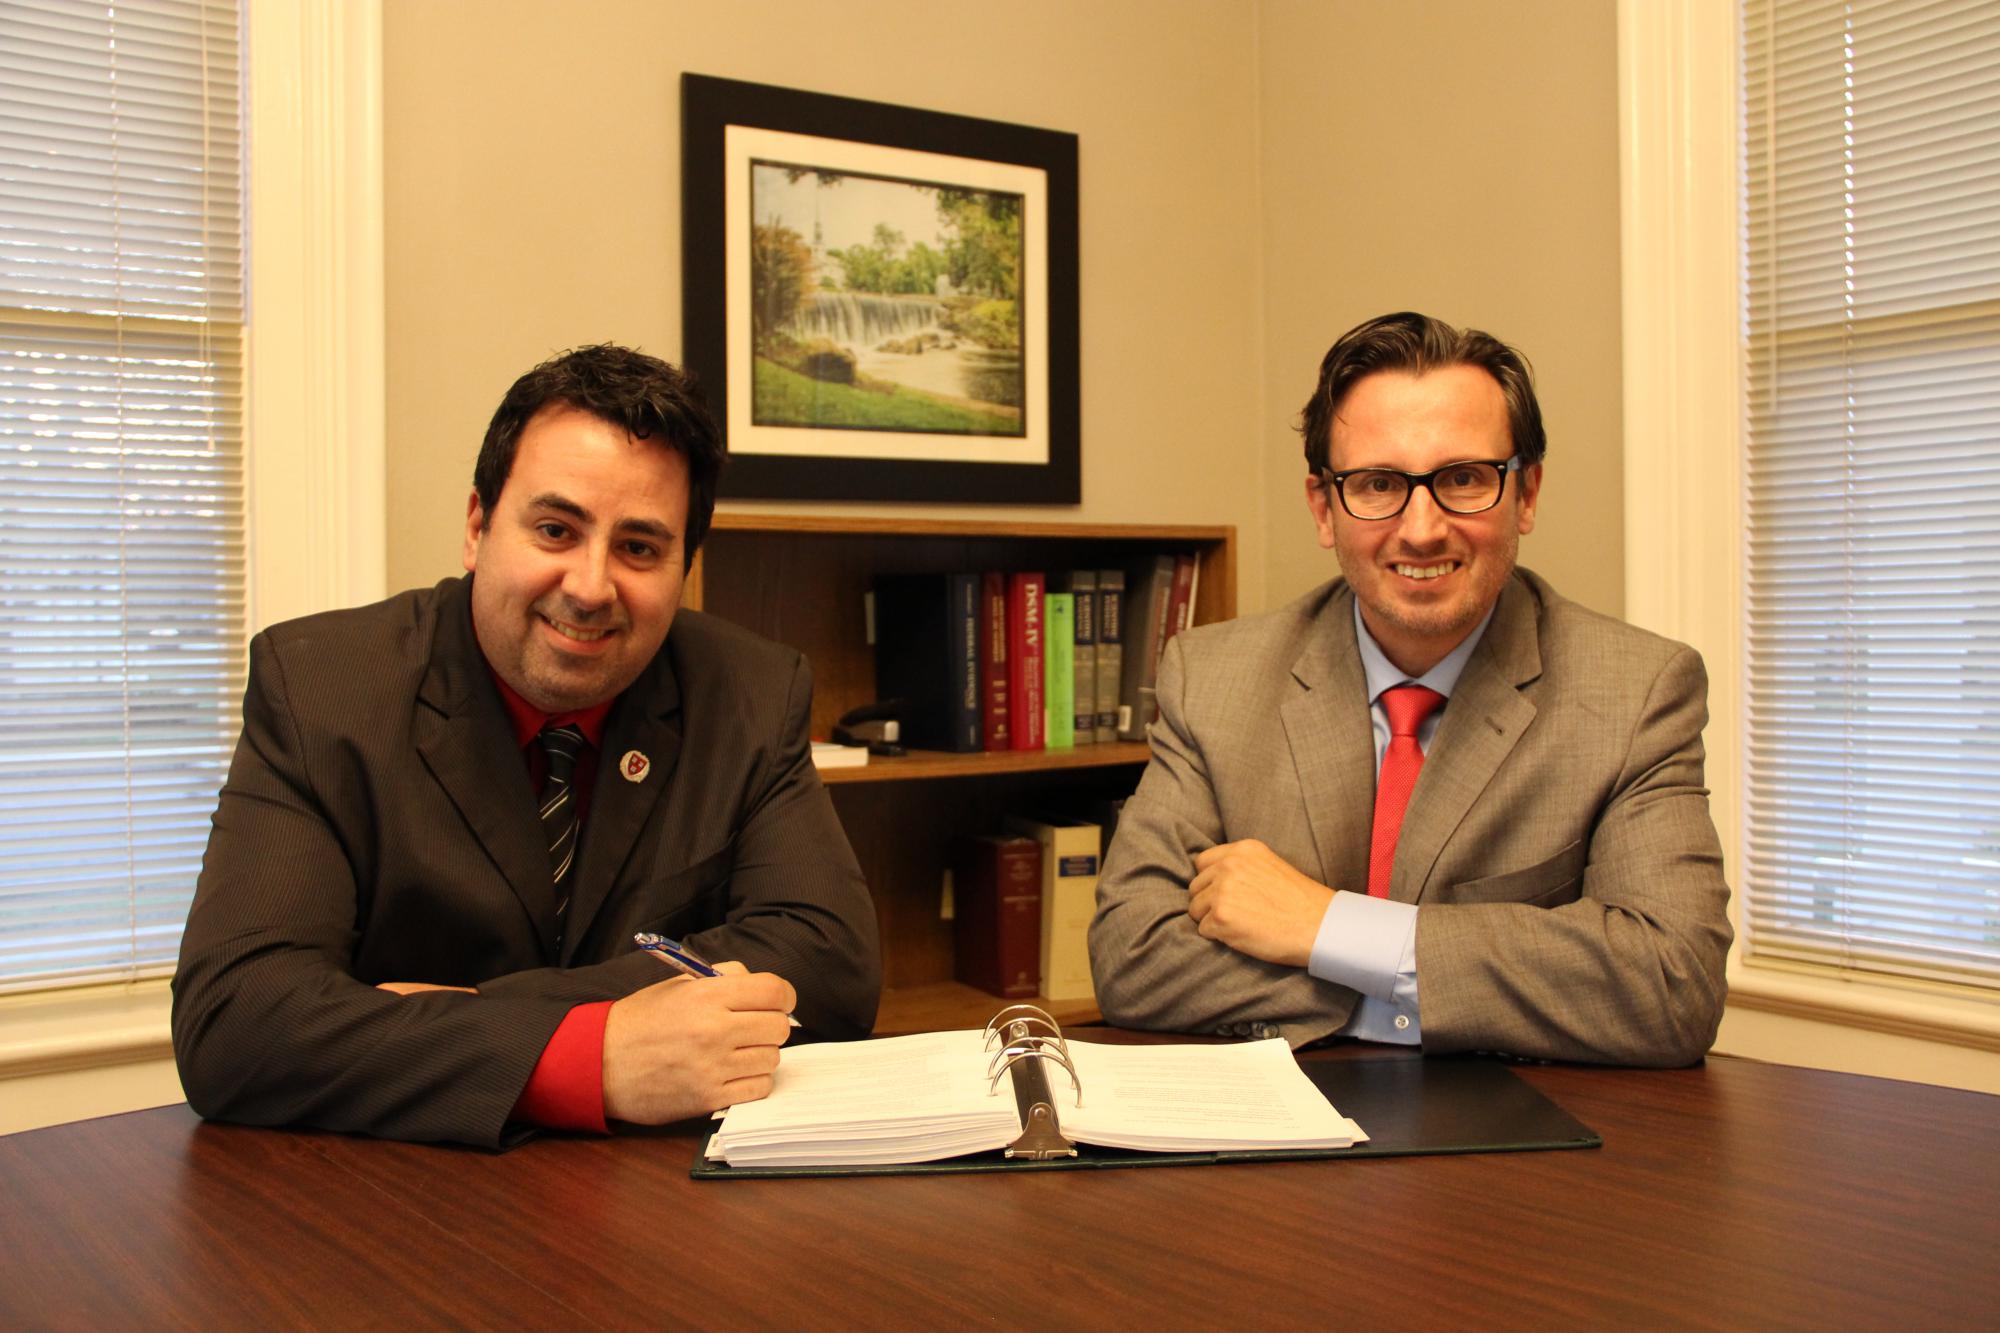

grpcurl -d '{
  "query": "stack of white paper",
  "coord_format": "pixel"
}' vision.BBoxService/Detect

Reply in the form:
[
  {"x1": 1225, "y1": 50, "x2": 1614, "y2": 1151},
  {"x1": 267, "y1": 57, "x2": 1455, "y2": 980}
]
[{"x1": 708, "y1": 1030, "x2": 1365, "y2": 1168}]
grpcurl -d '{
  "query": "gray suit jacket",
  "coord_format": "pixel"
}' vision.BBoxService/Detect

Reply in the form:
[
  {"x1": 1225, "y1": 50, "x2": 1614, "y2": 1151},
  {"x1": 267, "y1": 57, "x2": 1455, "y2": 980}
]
[
  {"x1": 1088, "y1": 569, "x2": 1730, "y2": 1066},
  {"x1": 172, "y1": 576, "x2": 880, "y2": 1146}
]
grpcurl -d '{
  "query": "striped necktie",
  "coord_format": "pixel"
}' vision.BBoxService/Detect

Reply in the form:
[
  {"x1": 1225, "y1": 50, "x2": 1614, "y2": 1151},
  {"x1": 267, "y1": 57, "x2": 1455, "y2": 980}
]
[{"x1": 537, "y1": 724, "x2": 586, "y2": 939}]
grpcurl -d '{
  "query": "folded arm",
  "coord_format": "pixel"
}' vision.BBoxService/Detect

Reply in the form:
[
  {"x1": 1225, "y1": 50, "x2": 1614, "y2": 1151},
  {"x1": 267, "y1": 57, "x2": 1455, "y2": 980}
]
[
  {"x1": 1414, "y1": 646, "x2": 1733, "y2": 1066},
  {"x1": 1089, "y1": 638, "x2": 1352, "y2": 1043},
  {"x1": 171, "y1": 634, "x2": 598, "y2": 1144}
]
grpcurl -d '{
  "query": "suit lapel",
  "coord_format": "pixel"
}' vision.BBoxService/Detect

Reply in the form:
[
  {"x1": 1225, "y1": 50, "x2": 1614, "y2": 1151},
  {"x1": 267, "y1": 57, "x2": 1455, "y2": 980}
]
[
  {"x1": 413, "y1": 582, "x2": 554, "y2": 942},
  {"x1": 562, "y1": 649, "x2": 682, "y2": 960},
  {"x1": 1281, "y1": 586, "x2": 1378, "y2": 896},
  {"x1": 1396, "y1": 576, "x2": 1542, "y2": 904}
]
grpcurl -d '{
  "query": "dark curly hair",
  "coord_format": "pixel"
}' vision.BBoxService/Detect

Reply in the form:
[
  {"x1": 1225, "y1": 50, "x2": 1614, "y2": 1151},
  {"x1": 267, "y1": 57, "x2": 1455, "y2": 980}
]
[
  {"x1": 1297, "y1": 312, "x2": 1546, "y2": 475},
  {"x1": 473, "y1": 344, "x2": 724, "y2": 570}
]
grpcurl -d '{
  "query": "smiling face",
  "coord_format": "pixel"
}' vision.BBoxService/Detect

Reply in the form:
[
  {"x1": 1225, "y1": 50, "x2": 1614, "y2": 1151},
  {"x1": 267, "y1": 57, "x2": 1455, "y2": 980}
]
[
  {"x1": 463, "y1": 403, "x2": 690, "y2": 713},
  {"x1": 1305, "y1": 363, "x2": 1542, "y2": 676}
]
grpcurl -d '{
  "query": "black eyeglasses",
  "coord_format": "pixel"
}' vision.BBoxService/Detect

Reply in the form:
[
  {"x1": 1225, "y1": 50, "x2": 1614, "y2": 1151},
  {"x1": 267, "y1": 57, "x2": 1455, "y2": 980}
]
[{"x1": 1318, "y1": 456, "x2": 1521, "y2": 520}]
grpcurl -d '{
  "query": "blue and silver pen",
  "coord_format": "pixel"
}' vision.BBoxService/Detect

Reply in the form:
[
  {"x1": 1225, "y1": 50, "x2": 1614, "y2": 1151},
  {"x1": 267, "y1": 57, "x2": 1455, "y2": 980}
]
[{"x1": 634, "y1": 932, "x2": 801, "y2": 1027}]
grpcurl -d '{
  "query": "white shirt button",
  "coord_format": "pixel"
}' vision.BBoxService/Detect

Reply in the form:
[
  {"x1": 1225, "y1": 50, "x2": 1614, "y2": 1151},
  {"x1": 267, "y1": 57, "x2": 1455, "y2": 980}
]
[{"x1": 1394, "y1": 1014, "x2": 1411, "y2": 1031}]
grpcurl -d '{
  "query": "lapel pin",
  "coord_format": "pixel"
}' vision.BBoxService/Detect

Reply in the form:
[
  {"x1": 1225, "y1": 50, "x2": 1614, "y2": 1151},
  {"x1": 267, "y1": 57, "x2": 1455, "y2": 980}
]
[{"x1": 620, "y1": 750, "x2": 651, "y2": 783}]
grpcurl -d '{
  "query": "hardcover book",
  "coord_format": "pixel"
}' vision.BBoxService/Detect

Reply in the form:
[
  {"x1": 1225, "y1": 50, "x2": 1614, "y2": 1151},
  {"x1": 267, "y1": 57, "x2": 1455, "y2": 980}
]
[
  {"x1": 1163, "y1": 553, "x2": 1197, "y2": 648},
  {"x1": 871, "y1": 573, "x2": 982, "y2": 752},
  {"x1": 1116, "y1": 555, "x2": 1177, "y2": 740},
  {"x1": 1065, "y1": 570, "x2": 1099, "y2": 744},
  {"x1": 1094, "y1": 569, "x2": 1124, "y2": 743},
  {"x1": 979, "y1": 570, "x2": 1009, "y2": 751},
  {"x1": 1006, "y1": 572, "x2": 1047, "y2": 751},
  {"x1": 1043, "y1": 590, "x2": 1075, "y2": 750},
  {"x1": 1003, "y1": 812, "x2": 1099, "y2": 1001},
  {"x1": 949, "y1": 833, "x2": 1042, "y2": 999}
]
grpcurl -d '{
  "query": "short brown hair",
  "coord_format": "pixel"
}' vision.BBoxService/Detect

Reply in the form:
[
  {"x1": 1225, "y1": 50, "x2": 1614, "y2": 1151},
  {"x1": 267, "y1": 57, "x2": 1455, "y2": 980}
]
[{"x1": 1297, "y1": 311, "x2": 1546, "y2": 474}]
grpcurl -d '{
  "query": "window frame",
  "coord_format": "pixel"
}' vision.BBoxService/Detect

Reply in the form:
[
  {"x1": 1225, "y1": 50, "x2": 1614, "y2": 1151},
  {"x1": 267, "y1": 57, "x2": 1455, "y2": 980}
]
[
  {"x1": 1616, "y1": 0, "x2": 2000, "y2": 1079},
  {"x1": 0, "y1": 0, "x2": 383, "y2": 1104}
]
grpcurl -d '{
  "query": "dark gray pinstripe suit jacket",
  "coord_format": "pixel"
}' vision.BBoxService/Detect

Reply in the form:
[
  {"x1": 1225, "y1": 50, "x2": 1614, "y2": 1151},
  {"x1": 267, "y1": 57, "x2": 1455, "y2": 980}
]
[{"x1": 172, "y1": 576, "x2": 879, "y2": 1147}]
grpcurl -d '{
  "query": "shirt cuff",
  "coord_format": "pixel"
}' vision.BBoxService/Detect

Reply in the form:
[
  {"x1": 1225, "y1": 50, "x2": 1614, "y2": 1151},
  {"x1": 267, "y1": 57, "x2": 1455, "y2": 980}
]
[
  {"x1": 511, "y1": 1000, "x2": 612, "y2": 1134},
  {"x1": 1308, "y1": 891, "x2": 1419, "y2": 1001}
]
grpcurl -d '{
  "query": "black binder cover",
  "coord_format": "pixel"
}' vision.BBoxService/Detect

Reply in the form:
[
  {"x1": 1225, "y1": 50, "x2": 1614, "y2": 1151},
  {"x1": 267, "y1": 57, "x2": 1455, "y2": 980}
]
[{"x1": 690, "y1": 1051, "x2": 1600, "y2": 1180}]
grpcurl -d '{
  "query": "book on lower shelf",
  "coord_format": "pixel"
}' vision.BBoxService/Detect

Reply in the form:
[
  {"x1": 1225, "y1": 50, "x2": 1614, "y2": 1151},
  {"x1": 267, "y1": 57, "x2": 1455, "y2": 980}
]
[
  {"x1": 700, "y1": 1021, "x2": 1366, "y2": 1171},
  {"x1": 949, "y1": 833, "x2": 1041, "y2": 999},
  {"x1": 1003, "y1": 812, "x2": 1098, "y2": 1002}
]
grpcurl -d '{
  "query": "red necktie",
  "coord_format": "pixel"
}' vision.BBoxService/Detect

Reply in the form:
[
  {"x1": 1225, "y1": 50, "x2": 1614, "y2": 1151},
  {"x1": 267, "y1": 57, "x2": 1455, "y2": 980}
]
[{"x1": 1367, "y1": 686, "x2": 1445, "y2": 898}]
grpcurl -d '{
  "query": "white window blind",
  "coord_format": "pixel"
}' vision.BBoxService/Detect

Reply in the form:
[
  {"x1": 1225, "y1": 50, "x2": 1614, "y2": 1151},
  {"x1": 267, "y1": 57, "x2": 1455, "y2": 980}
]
[
  {"x1": 1742, "y1": 0, "x2": 2000, "y2": 990},
  {"x1": 0, "y1": 0, "x2": 244, "y2": 992}
]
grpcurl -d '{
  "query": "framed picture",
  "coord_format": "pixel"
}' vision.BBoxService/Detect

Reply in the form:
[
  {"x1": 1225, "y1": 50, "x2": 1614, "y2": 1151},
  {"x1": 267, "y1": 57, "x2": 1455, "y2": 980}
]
[{"x1": 682, "y1": 74, "x2": 1079, "y2": 504}]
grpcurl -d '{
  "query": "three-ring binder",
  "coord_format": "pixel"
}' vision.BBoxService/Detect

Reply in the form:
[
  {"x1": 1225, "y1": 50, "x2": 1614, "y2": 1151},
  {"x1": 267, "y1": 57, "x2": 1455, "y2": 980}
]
[{"x1": 981, "y1": 1005, "x2": 1082, "y2": 1159}]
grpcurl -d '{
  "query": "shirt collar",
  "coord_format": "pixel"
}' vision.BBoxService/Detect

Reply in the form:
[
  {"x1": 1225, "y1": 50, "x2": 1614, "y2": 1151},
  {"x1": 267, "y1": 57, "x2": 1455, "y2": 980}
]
[
  {"x1": 1352, "y1": 595, "x2": 1496, "y2": 707},
  {"x1": 486, "y1": 664, "x2": 616, "y2": 750}
]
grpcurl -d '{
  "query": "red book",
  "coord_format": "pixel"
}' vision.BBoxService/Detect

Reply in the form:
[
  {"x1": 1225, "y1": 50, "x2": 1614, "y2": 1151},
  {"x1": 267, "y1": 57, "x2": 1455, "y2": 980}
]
[
  {"x1": 1007, "y1": 572, "x2": 1046, "y2": 751},
  {"x1": 951, "y1": 833, "x2": 1043, "y2": 999},
  {"x1": 979, "y1": 570, "x2": 1010, "y2": 751},
  {"x1": 1162, "y1": 553, "x2": 1197, "y2": 649}
]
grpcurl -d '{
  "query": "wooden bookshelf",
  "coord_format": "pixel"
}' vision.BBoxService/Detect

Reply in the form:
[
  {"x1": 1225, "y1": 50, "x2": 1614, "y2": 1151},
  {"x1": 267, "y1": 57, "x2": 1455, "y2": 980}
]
[
  {"x1": 875, "y1": 982, "x2": 1100, "y2": 1037},
  {"x1": 686, "y1": 514, "x2": 1235, "y2": 1030},
  {"x1": 815, "y1": 740, "x2": 1153, "y2": 784}
]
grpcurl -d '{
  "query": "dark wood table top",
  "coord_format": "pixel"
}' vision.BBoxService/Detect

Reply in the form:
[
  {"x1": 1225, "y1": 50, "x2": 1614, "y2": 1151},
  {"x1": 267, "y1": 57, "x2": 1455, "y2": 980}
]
[{"x1": 3, "y1": 1051, "x2": 1995, "y2": 1331}]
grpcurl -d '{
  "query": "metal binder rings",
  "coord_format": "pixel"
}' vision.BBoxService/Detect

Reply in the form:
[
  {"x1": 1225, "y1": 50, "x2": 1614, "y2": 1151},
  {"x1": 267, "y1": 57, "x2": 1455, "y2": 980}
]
[{"x1": 982, "y1": 1004, "x2": 1082, "y2": 1160}]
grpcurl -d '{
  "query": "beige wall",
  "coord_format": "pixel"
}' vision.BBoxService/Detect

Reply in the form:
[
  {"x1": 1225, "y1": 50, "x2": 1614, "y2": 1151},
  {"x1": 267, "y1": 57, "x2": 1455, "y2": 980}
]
[
  {"x1": 1256, "y1": 0, "x2": 1625, "y2": 616},
  {"x1": 384, "y1": 0, "x2": 1266, "y2": 596},
  {"x1": 385, "y1": 2, "x2": 1622, "y2": 615}
]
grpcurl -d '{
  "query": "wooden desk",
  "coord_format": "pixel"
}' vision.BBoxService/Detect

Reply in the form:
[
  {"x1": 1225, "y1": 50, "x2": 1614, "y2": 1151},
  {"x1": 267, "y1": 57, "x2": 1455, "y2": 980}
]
[{"x1": 2, "y1": 1053, "x2": 1994, "y2": 1330}]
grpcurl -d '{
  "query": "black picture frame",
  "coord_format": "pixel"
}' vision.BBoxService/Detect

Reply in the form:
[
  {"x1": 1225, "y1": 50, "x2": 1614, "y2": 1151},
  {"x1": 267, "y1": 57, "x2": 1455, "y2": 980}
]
[{"x1": 681, "y1": 74, "x2": 1080, "y2": 504}]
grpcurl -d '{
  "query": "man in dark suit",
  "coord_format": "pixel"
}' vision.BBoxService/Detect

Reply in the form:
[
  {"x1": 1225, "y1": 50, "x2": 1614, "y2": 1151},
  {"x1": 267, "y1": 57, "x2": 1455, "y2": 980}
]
[
  {"x1": 173, "y1": 345, "x2": 879, "y2": 1147},
  {"x1": 1090, "y1": 313, "x2": 1730, "y2": 1065}
]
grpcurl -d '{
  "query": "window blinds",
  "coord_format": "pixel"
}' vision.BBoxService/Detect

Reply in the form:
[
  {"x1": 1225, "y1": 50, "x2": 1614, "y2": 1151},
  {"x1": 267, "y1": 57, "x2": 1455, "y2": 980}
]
[
  {"x1": 0, "y1": 0, "x2": 244, "y2": 992},
  {"x1": 1742, "y1": 0, "x2": 2000, "y2": 989}
]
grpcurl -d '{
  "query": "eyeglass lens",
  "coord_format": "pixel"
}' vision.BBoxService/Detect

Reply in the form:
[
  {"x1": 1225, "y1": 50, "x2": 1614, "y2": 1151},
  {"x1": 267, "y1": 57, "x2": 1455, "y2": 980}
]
[{"x1": 1341, "y1": 463, "x2": 1504, "y2": 518}]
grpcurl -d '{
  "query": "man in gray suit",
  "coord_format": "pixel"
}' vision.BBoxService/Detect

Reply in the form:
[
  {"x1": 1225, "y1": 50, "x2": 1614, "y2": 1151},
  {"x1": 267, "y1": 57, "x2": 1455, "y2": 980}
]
[
  {"x1": 174, "y1": 345, "x2": 879, "y2": 1146},
  {"x1": 1090, "y1": 312, "x2": 1730, "y2": 1065}
]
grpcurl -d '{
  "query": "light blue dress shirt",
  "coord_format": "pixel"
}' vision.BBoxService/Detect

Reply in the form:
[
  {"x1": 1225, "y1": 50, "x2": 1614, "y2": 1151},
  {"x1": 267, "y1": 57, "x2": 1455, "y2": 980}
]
[{"x1": 1306, "y1": 599, "x2": 1495, "y2": 1044}]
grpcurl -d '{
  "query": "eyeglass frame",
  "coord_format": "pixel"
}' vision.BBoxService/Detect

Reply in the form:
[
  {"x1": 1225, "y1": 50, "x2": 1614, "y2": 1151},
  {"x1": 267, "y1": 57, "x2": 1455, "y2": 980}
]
[{"x1": 1316, "y1": 455, "x2": 1523, "y2": 521}]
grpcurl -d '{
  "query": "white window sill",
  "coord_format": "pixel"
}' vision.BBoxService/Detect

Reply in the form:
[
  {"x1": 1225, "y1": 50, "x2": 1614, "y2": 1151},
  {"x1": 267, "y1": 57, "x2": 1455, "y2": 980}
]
[
  {"x1": 0, "y1": 980, "x2": 174, "y2": 1080},
  {"x1": 1727, "y1": 961, "x2": 2000, "y2": 1054}
]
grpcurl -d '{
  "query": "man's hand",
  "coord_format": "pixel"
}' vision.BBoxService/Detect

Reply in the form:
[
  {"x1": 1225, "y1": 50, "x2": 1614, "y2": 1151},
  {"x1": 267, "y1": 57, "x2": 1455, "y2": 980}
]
[
  {"x1": 376, "y1": 982, "x2": 478, "y2": 995},
  {"x1": 1186, "y1": 839, "x2": 1334, "y2": 969},
  {"x1": 600, "y1": 965, "x2": 796, "y2": 1125}
]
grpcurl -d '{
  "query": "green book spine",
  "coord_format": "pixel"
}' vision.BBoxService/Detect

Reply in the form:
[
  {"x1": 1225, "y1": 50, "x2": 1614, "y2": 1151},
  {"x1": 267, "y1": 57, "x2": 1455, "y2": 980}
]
[{"x1": 1043, "y1": 592, "x2": 1075, "y2": 750}]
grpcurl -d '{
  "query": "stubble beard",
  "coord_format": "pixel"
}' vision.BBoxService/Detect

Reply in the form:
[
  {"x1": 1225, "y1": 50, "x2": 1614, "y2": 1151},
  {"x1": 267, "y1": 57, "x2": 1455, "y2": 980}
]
[
  {"x1": 513, "y1": 598, "x2": 637, "y2": 713},
  {"x1": 1336, "y1": 527, "x2": 1519, "y2": 657}
]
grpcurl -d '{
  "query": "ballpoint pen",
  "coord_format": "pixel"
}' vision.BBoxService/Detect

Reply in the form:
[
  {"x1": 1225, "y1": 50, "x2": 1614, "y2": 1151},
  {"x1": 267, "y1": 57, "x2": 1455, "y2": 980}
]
[{"x1": 634, "y1": 932, "x2": 802, "y2": 1027}]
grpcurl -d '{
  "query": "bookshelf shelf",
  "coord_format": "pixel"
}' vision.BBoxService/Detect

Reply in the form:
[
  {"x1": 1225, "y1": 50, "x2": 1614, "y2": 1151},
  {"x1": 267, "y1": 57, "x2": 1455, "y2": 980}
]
[
  {"x1": 687, "y1": 513, "x2": 1235, "y2": 1034},
  {"x1": 876, "y1": 982, "x2": 1101, "y2": 1037},
  {"x1": 817, "y1": 741, "x2": 1153, "y2": 785}
]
